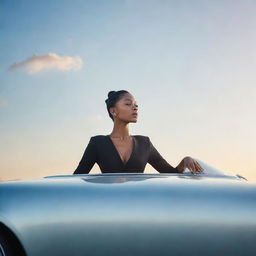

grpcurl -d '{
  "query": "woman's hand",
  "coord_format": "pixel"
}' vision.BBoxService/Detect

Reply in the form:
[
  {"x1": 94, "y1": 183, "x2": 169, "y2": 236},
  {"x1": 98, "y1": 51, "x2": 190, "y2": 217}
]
[{"x1": 176, "y1": 156, "x2": 204, "y2": 173}]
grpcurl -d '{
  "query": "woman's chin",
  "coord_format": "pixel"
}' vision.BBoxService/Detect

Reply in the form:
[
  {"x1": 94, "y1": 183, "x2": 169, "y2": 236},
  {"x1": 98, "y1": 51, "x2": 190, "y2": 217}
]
[
  {"x1": 124, "y1": 117, "x2": 137, "y2": 123},
  {"x1": 130, "y1": 119, "x2": 138, "y2": 123}
]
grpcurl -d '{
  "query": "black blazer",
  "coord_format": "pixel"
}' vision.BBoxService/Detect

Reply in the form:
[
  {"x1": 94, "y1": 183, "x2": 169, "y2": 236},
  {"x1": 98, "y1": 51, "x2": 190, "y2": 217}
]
[{"x1": 74, "y1": 135, "x2": 178, "y2": 174}]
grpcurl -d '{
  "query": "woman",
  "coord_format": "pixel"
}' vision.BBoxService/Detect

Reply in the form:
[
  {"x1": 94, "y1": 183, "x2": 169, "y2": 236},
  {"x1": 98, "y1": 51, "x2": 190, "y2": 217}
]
[{"x1": 74, "y1": 90, "x2": 204, "y2": 174}]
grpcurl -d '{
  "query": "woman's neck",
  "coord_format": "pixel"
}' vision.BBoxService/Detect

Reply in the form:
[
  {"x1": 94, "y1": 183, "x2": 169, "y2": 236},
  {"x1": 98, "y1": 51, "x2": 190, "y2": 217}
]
[{"x1": 110, "y1": 122, "x2": 130, "y2": 139}]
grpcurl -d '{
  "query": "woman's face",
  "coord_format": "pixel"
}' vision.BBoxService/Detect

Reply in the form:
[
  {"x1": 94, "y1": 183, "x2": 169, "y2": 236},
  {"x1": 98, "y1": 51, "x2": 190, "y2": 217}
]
[{"x1": 110, "y1": 93, "x2": 138, "y2": 123}]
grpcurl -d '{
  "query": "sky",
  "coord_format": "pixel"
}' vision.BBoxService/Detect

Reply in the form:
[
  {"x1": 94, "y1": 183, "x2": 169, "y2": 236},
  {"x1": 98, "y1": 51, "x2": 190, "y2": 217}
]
[{"x1": 0, "y1": 0, "x2": 255, "y2": 181}]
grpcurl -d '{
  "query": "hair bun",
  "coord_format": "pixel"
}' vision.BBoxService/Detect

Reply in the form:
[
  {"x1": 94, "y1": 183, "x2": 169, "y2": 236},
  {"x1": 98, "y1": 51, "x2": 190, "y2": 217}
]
[{"x1": 108, "y1": 91, "x2": 116, "y2": 98}]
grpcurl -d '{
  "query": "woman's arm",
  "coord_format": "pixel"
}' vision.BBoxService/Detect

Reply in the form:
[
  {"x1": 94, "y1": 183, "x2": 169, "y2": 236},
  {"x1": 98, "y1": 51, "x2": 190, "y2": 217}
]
[
  {"x1": 148, "y1": 138, "x2": 180, "y2": 173},
  {"x1": 148, "y1": 138, "x2": 203, "y2": 173},
  {"x1": 73, "y1": 137, "x2": 97, "y2": 174}
]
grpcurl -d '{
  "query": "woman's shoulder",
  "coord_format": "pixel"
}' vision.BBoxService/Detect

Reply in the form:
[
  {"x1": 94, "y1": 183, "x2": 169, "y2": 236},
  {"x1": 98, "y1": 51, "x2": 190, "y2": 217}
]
[
  {"x1": 132, "y1": 135, "x2": 150, "y2": 143},
  {"x1": 90, "y1": 135, "x2": 109, "y2": 141}
]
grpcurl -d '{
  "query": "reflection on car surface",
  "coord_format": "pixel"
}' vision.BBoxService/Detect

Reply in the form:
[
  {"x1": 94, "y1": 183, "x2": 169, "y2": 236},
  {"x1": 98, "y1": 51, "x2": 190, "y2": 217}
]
[{"x1": 0, "y1": 160, "x2": 255, "y2": 256}]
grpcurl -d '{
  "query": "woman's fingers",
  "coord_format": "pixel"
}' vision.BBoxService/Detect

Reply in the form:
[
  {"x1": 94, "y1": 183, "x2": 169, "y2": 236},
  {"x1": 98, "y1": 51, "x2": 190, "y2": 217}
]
[
  {"x1": 193, "y1": 162, "x2": 200, "y2": 173},
  {"x1": 188, "y1": 161, "x2": 197, "y2": 173},
  {"x1": 193, "y1": 161, "x2": 204, "y2": 173},
  {"x1": 183, "y1": 157, "x2": 204, "y2": 173},
  {"x1": 193, "y1": 161, "x2": 201, "y2": 173},
  {"x1": 195, "y1": 161, "x2": 204, "y2": 172}
]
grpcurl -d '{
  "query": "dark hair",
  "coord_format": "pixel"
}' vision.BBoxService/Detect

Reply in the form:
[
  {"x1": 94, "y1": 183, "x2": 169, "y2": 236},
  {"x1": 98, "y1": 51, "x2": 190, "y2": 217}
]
[{"x1": 105, "y1": 90, "x2": 129, "y2": 120}]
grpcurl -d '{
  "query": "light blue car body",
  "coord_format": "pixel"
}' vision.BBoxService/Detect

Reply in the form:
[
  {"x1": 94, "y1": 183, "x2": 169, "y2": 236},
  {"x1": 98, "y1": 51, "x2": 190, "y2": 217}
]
[{"x1": 0, "y1": 161, "x2": 256, "y2": 256}]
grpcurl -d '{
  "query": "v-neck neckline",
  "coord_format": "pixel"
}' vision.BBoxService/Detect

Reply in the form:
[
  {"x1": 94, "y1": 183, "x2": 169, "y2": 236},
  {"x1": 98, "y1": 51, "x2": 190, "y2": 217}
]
[{"x1": 107, "y1": 135, "x2": 135, "y2": 166}]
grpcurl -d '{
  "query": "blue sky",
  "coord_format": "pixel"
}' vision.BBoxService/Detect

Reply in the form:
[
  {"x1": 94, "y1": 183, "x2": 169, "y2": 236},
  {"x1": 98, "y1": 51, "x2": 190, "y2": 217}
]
[{"x1": 0, "y1": 0, "x2": 255, "y2": 181}]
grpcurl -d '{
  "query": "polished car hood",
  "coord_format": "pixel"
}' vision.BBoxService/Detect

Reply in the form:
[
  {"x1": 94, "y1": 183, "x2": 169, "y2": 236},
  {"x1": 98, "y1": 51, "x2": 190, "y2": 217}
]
[
  {"x1": 49, "y1": 173, "x2": 250, "y2": 190},
  {"x1": 1, "y1": 174, "x2": 255, "y2": 211},
  {"x1": 0, "y1": 173, "x2": 251, "y2": 189},
  {"x1": 1, "y1": 173, "x2": 256, "y2": 256}
]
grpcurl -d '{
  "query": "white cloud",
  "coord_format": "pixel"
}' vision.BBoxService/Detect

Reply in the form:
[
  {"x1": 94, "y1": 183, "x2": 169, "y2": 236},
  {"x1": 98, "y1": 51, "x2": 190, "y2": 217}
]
[{"x1": 7, "y1": 53, "x2": 83, "y2": 75}]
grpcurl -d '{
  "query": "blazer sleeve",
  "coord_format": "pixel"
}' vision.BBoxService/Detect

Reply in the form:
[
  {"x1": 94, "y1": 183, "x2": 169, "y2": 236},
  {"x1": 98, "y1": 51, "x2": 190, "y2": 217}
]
[
  {"x1": 148, "y1": 137, "x2": 179, "y2": 173},
  {"x1": 73, "y1": 137, "x2": 97, "y2": 174}
]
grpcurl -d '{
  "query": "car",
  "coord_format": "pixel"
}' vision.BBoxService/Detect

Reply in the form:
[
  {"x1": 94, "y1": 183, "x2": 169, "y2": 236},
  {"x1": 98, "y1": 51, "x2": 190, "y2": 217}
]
[{"x1": 0, "y1": 160, "x2": 255, "y2": 256}]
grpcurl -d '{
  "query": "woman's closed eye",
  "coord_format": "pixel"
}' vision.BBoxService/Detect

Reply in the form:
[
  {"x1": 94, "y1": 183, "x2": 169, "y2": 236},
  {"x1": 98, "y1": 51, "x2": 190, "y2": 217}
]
[{"x1": 125, "y1": 103, "x2": 138, "y2": 108}]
